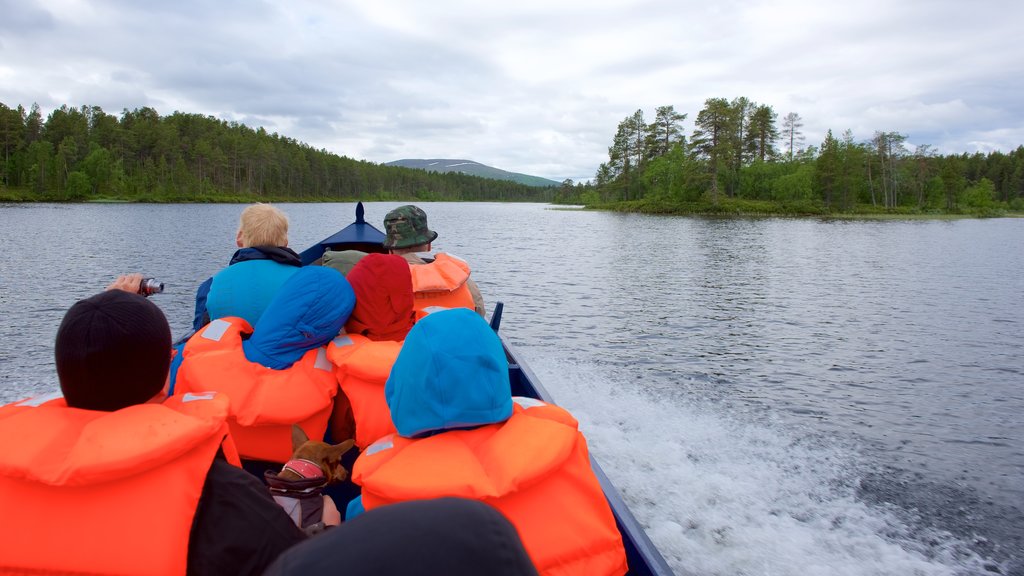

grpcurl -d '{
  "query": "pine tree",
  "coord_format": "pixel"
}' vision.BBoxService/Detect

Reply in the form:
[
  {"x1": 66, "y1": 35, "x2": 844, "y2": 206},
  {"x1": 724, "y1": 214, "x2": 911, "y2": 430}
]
[
  {"x1": 781, "y1": 112, "x2": 805, "y2": 161},
  {"x1": 691, "y1": 98, "x2": 737, "y2": 202},
  {"x1": 747, "y1": 104, "x2": 779, "y2": 162},
  {"x1": 647, "y1": 105, "x2": 686, "y2": 159}
]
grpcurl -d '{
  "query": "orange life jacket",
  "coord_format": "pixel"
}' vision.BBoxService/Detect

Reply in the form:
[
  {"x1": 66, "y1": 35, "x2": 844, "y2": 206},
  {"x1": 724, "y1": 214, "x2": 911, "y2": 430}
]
[
  {"x1": 175, "y1": 317, "x2": 339, "y2": 463},
  {"x1": 326, "y1": 334, "x2": 402, "y2": 449},
  {"x1": 353, "y1": 398, "x2": 628, "y2": 576},
  {"x1": 408, "y1": 253, "x2": 477, "y2": 318},
  {"x1": 0, "y1": 392, "x2": 236, "y2": 576}
]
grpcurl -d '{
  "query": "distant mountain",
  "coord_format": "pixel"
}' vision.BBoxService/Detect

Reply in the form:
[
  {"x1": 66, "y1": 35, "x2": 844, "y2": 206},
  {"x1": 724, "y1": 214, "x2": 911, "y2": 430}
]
[{"x1": 386, "y1": 159, "x2": 560, "y2": 187}]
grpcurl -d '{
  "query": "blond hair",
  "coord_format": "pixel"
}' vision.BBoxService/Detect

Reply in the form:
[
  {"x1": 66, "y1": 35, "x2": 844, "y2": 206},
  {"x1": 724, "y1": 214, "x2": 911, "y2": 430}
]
[{"x1": 237, "y1": 203, "x2": 289, "y2": 247}]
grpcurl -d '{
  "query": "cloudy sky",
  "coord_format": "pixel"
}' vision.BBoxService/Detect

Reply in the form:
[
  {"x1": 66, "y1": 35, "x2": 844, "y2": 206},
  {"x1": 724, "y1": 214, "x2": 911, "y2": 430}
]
[{"x1": 1, "y1": 0, "x2": 1022, "y2": 182}]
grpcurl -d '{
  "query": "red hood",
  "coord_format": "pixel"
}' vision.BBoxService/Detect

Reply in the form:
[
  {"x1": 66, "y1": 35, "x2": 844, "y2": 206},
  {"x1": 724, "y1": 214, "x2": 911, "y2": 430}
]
[{"x1": 346, "y1": 254, "x2": 415, "y2": 341}]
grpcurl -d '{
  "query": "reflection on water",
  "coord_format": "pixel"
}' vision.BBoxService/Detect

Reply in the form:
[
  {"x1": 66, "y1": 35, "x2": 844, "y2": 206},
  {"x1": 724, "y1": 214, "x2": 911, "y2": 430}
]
[{"x1": 1, "y1": 202, "x2": 1022, "y2": 575}]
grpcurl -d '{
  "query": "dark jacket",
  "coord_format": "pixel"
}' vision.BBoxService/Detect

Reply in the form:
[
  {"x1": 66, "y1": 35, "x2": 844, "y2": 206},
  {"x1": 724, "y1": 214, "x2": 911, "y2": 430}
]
[
  {"x1": 263, "y1": 497, "x2": 538, "y2": 576},
  {"x1": 189, "y1": 455, "x2": 306, "y2": 575}
]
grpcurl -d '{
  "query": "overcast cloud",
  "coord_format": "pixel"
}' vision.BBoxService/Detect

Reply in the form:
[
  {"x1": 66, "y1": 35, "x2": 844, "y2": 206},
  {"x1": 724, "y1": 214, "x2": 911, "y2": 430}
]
[{"x1": 1, "y1": 0, "x2": 1022, "y2": 182}]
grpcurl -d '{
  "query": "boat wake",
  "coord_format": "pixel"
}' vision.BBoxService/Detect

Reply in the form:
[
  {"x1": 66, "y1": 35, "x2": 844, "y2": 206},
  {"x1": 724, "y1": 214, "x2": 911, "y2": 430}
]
[{"x1": 518, "y1": 347, "x2": 1006, "y2": 576}]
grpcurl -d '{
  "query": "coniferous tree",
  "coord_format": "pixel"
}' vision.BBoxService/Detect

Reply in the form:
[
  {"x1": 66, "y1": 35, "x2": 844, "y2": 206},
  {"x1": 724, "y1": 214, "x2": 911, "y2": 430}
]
[
  {"x1": 838, "y1": 129, "x2": 866, "y2": 210},
  {"x1": 816, "y1": 130, "x2": 840, "y2": 207},
  {"x1": 0, "y1": 104, "x2": 26, "y2": 183},
  {"x1": 747, "y1": 104, "x2": 779, "y2": 162},
  {"x1": 606, "y1": 109, "x2": 647, "y2": 201},
  {"x1": 626, "y1": 109, "x2": 646, "y2": 171},
  {"x1": 940, "y1": 155, "x2": 964, "y2": 211},
  {"x1": 781, "y1": 112, "x2": 805, "y2": 161},
  {"x1": 25, "y1": 103, "x2": 43, "y2": 145},
  {"x1": 691, "y1": 98, "x2": 736, "y2": 202},
  {"x1": 871, "y1": 131, "x2": 907, "y2": 208},
  {"x1": 647, "y1": 105, "x2": 687, "y2": 159},
  {"x1": 910, "y1": 144, "x2": 936, "y2": 208}
]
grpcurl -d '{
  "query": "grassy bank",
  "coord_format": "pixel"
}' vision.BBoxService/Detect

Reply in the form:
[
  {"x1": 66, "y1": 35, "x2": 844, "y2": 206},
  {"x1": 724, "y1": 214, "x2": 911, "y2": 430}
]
[{"x1": 585, "y1": 197, "x2": 1023, "y2": 219}]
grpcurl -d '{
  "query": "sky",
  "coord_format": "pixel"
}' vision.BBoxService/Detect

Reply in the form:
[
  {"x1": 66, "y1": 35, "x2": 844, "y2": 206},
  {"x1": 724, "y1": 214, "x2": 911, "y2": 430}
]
[{"x1": 1, "y1": 0, "x2": 1022, "y2": 183}]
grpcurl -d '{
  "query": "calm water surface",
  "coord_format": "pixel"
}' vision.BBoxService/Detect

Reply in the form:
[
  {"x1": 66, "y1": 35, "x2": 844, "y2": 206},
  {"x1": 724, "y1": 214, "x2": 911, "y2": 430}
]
[{"x1": 1, "y1": 202, "x2": 1022, "y2": 576}]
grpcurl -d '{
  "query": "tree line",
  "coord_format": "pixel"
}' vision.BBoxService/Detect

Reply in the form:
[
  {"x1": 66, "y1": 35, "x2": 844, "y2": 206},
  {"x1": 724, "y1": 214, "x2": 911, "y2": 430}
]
[
  {"x1": 553, "y1": 99, "x2": 1024, "y2": 215},
  {"x1": 0, "y1": 102, "x2": 553, "y2": 203}
]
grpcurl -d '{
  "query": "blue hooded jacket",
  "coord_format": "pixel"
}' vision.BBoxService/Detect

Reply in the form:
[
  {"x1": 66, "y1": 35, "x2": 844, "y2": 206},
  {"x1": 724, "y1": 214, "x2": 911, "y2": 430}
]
[
  {"x1": 384, "y1": 308, "x2": 513, "y2": 438},
  {"x1": 241, "y1": 266, "x2": 355, "y2": 370},
  {"x1": 193, "y1": 246, "x2": 302, "y2": 331}
]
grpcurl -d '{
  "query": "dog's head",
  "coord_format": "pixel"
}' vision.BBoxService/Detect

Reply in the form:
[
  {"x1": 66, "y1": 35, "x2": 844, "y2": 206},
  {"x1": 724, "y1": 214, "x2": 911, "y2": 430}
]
[{"x1": 283, "y1": 425, "x2": 356, "y2": 484}]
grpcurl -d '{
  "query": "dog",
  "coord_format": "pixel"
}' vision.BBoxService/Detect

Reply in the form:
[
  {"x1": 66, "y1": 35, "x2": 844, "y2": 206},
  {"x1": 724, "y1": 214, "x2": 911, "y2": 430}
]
[{"x1": 265, "y1": 425, "x2": 355, "y2": 534}]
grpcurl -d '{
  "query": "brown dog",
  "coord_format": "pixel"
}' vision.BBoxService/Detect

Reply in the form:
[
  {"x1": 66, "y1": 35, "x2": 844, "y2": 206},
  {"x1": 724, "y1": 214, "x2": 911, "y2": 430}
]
[{"x1": 265, "y1": 425, "x2": 355, "y2": 532}]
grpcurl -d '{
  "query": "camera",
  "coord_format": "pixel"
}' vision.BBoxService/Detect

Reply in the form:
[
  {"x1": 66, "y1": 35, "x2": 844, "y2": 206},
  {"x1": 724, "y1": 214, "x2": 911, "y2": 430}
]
[{"x1": 138, "y1": 278, "x2": 164, "y2": 296}]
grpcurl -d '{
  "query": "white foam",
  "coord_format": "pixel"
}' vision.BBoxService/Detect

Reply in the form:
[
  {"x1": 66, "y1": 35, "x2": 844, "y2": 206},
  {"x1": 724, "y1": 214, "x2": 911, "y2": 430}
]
[{"x1": 520, "y1": 348, "x2": 994, "y2": 576}]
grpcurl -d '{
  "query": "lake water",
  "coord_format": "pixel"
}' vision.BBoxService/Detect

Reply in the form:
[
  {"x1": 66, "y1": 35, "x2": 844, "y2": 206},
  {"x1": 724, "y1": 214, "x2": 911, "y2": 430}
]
[{"x1": 1, "y1": 202, "x2": 1021, "y2": 576}]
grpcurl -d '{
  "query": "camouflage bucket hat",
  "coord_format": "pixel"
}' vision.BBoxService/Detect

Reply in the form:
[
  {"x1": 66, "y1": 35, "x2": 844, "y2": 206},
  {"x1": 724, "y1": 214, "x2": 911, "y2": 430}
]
[{"x1": 383, "y1": 205, "x2": 438, "y2": 249}]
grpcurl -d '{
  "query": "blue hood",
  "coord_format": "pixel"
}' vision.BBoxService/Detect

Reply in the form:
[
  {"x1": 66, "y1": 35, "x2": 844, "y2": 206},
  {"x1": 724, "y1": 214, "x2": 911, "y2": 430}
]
[
  {"x1": 385, "y1": 308, "x2": 512, "y2": 437},
  {"x1": 243, "y1": 266, "x2": 355, "y2": 369}
]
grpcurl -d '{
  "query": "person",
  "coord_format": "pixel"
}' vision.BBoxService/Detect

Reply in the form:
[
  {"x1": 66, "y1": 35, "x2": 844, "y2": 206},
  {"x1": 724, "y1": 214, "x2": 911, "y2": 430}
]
[
  {"x1": 0, "y1": 277, "x2": 304, "y2": 575},
  {"x1": 193, "y1": 203, "x2": 301, "y2": 331},
  {"x1": 345, "y1": 308, "x2": 628, "y2": 576},
  {"x1": 174, "y1": 266, "x2": 355, "y2": 464},
  {"x1": 382, "y1": 204, "x2": 486, "y2": 318},
  {"x1": 321, "y1": 248, "x2": 367, "y2": 277},
  {"x1": 327, "y1": 253, "x2": 416, "y2": 448},
  {"x1": 265, "y1": 497, "x2": 539, "y2": 576}
]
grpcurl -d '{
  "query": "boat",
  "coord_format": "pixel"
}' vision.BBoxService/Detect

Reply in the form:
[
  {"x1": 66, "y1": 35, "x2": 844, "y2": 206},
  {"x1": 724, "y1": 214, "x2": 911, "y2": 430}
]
[{"x1": 298, "y1": 202, "x2": 675, "y2": 576}]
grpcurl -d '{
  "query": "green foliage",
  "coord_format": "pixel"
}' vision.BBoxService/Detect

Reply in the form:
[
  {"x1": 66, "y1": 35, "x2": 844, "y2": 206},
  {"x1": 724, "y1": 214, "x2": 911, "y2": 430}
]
[
  {"x1": 550, "y1": 179, "x2": 591, "y2": 205},
  {"x1": 0, "y1": 185, "x2": 31, "y2": 201},
  {"x1": 597, "y1": 196, "x2": 827, "y2": 216},
  {"x1": 580, "y1": 189, "x2": 601, "y2": 206},
  {"x1": 772, "y1": 163, "x2": 815, "y2": 203},
  {"x1": 1, "y1": 101, "x2": 552, "y2": 203},
  {"x1": 64, "y1": 171, "x2": 91, "y2": 200},
  {"x1": 640, "y1": 145, "x2": 704, "y2": 203},
  {"x1": 961, "y1": 178, "x2": 998, "y2": 213},
  {"x1": 588, "y1": 100, "x2": 1024, "y2": 217}
]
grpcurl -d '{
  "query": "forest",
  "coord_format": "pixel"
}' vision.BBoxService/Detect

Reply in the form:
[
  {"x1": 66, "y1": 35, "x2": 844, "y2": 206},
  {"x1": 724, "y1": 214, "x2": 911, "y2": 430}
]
[
  {"x1": 3, "y1": 99, "x2": 1022, "y2": 216},
  {"x1": 554, "y1": 99, "x2": 1024, "y2": 216},
  {"x1": 0, "y1": 102, "x2": 551, "y2": 203}
]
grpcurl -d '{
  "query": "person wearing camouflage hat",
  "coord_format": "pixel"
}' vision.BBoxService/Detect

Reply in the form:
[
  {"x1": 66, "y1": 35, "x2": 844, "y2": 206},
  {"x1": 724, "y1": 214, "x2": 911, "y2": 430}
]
[
  {"x1": 383, "y1": 205, "x2": 439, "y2": 250},
  {"x1": 382, "y1": 205, "x2": 486, "y2": 318}
]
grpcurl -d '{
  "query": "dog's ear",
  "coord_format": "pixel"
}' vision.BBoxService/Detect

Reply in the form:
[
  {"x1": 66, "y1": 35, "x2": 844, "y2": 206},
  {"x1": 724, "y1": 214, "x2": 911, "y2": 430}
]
[
  {"x1": 327, "y1": 439, "x2": 355, "y2": 462},
  {"x1": 291, "y1": 424, "x2": 310, "y2": 453},
  {"x1": 324, "y1": 439, "x2": 356, "y2": 484}
]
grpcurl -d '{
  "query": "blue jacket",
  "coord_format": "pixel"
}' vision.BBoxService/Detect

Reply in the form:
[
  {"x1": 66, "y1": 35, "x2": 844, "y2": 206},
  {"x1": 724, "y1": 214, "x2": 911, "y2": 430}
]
[
  {"x1": 385, "y1": 308, "x2": 512, "y2": 438},
  {"x1": 347, "y1": 308, "x2": 513, "y2": 519},
  {"x1": 243, "y1": 265, "x2": 356, "y2": 370},
  {"x1": 171, "y1": 266, "x2": 354, "y2": 393},
  {"x1": 193, "y1": 246, "x2": 302, "y2": 331}
]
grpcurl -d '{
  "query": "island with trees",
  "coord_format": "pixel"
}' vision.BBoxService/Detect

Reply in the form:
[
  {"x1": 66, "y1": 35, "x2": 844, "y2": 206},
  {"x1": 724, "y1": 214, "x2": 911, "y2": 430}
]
[{"x1": 556, "y1": 99, "x2": 1023, "y2": 217}]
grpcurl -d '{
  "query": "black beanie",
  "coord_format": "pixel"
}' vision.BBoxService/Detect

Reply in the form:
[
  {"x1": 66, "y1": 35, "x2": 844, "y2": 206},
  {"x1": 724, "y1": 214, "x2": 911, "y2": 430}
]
[{"x1": 55, "y1": 290, "x2": 172, "y2": 412}]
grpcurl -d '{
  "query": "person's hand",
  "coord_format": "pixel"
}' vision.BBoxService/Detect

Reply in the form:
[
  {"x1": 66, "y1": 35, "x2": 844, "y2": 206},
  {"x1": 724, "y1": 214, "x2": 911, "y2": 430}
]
[
  {"x1": 322, "y1": 496, "x2": 342, "y2": 527},
  {"x1": 106, "y1": 273, "x2": 143, "y2": 294}
]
